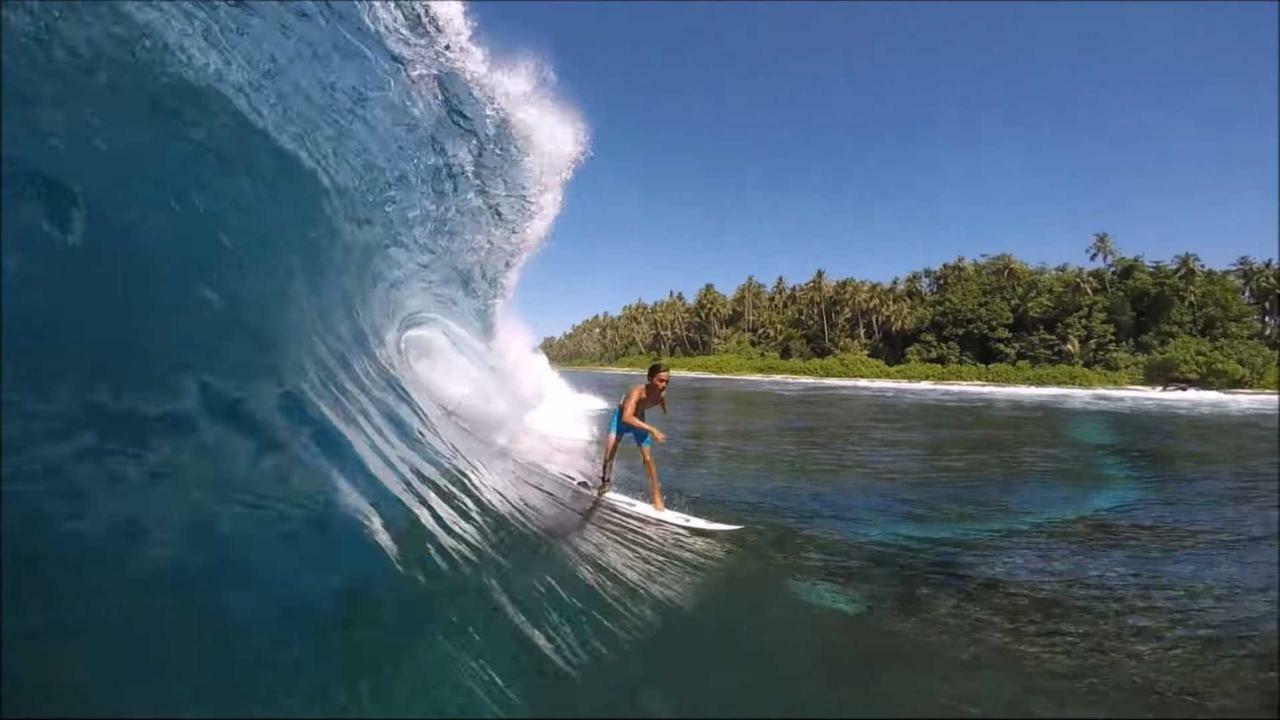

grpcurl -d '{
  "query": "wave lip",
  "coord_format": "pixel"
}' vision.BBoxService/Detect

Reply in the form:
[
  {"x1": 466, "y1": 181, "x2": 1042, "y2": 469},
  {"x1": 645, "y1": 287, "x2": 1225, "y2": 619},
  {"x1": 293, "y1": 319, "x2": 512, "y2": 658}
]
[{"x1": 361, "y1": 1, "x2": 588, "y2": 306}]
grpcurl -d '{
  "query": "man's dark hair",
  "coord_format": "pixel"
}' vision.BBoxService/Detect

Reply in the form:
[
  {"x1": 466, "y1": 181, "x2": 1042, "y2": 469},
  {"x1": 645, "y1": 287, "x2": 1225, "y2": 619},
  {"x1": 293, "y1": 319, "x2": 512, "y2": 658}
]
[{"x1": 647, "y1": 362, "x2": 669, "y2": 380}]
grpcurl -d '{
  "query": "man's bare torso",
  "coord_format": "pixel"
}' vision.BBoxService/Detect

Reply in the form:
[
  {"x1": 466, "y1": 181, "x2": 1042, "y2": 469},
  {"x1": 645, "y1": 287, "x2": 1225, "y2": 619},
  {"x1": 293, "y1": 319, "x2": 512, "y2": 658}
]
[{"x1": 620, "y1": 383, "x2": 663, "y2": 418}]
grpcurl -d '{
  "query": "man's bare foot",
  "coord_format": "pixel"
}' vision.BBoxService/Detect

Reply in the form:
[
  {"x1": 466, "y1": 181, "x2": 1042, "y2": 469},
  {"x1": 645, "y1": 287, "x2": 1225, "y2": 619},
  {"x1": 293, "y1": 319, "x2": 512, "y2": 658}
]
[
  {"x1": 596, "y1": 476, "x2": 612, "y2": 496},
  {"x1": 653, "y1": 497, "x2": 665, "y2": 512}
]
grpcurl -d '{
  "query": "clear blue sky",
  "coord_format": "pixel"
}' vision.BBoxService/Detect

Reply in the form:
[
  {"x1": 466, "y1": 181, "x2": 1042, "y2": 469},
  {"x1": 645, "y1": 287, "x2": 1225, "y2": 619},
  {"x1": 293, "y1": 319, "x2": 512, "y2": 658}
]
[{"x1": 466, "y1": 1, "x2": 1279, "y2": 341}]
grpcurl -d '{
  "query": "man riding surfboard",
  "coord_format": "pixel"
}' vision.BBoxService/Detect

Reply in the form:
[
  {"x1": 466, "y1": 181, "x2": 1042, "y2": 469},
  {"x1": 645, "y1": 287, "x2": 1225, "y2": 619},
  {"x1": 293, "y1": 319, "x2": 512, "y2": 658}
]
[{"x1": 599, "y1": 363, "x2": 670, "y2": 511}]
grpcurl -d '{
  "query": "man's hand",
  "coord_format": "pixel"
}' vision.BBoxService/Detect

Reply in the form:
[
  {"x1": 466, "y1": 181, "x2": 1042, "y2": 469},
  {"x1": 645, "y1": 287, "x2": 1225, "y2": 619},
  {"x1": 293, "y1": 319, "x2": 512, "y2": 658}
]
[{"x1": 650, "y1": 429, "x2": 666, "y2": 444}]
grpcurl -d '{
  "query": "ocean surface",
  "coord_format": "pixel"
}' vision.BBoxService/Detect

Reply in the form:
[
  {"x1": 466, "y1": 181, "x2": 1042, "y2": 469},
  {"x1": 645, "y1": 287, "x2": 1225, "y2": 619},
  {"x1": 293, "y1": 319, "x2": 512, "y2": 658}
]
[{"x1": 3, "y1": 2, "x2": 1278, "y2": 717}]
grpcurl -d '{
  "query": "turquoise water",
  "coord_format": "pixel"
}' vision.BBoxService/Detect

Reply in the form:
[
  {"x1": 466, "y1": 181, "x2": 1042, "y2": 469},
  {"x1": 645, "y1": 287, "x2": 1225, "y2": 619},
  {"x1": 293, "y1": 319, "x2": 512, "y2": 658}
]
[
  {"x1": 3, "y1": 2, "x2": 1277, "y2": 716},
  {"x1": 548, "y1": 371, "x2": 1278, "y2": 717}
]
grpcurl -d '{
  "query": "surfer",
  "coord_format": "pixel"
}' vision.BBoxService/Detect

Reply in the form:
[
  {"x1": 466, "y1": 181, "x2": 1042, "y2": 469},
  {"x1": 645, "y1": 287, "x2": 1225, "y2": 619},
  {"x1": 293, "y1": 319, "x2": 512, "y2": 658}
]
[{"x1": 599, "y1": 362, "x2": 670, "y2": 510}]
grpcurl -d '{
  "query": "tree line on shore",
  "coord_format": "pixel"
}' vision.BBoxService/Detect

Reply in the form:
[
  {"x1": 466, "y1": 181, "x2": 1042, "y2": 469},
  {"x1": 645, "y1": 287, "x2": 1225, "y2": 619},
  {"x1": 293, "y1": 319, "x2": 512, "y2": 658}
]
[{"x1": 539, "y1": 235, "x2": 1280, "y2": 389}]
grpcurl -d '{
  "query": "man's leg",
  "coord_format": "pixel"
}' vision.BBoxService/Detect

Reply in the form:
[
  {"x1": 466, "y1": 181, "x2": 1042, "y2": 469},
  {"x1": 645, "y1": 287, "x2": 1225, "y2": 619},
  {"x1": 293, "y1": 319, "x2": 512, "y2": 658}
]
[
  {"x1": 599, "y1": 434, "x2": 620, "y2": 493},
  {"x1": 638, "y1": 445, "x2": 664, "y2": 511}
]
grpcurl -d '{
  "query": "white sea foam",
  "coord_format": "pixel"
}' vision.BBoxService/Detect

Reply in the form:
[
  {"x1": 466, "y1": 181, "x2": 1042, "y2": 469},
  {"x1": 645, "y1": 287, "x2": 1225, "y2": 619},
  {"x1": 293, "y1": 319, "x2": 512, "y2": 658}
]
[{"x1": 376, "y1": 2, "x2": 605, "y2": 477}]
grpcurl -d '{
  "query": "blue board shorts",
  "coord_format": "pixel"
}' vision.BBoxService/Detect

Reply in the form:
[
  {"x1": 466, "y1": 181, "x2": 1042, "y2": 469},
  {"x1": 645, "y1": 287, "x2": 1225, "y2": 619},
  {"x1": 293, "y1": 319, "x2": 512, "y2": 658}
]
[{"x1": 608, "y1": 407, "x2": 651, "y2": 447}]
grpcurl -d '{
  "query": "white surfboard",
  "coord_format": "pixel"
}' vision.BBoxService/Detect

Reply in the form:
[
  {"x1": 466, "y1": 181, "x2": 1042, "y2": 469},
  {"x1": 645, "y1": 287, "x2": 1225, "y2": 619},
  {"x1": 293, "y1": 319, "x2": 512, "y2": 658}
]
[{"x1": 559, "y1": 473, "x2": 743, "y2": 532}]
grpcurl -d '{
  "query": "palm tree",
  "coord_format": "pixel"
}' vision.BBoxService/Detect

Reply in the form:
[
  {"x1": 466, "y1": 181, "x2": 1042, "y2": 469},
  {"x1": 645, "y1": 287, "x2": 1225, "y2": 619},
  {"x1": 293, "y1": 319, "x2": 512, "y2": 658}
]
[
  {"x1": 670, "y1": 291, "x2": 694, "y2": 355},
  {"x1": 711, "y1": 287, "x2": 731, "y2": 348},
  {"x1": 693, "y1": 283, "x2": 730, "y2": 353},
  {"x1": 874, "y1": 287, "x2": 911, "y2": 360},
  {"x1": 620, "y1": 301, "x2": 649, "y2": 356},
  {"x1": 843, "y1": 280, "x2": 868, "y2": 344},
  {"x1": 1087, "y1": 232, "x2": 1118, "y2": 266},
  {"x1": 933, "y1": 257, "x2": 971, "y2": 293},
  {"x1": 1068, "y1": 267, "x2": 1095, "y2": 298},
  {"x1": 830, "y1": 278, "x2": 858, "y2": 347},
  {"x1": 1169, "y1": 252, "x2": 1206, "y2": 330},
  {"x1": 1172, "y1": 252, "x2": 1203, "y2": 286},
  {"x1": 650, "y1": 297, "x2": 672, "y2": 357},
  {"x1": 1172, "y1": 251, "x2": 1203, "y2": 297},
  {"x1": 866, "y1": 284, "x2": 888, "y2": 343},
  {"x1": 1257, "y1": 259, "x2": 1280, "y2": 346},
  {"x1": 1233, "y1": 256, "x2": 1263, "y2": 305},
  {"x1": 1087, "y1": 233, "x2": 1118, "y2": 292},
  {"x1": 988, "y1": 253, "x2": 1025, "y2": 285},
  {"x1": 800, "y1": 269, "x2": 833, "y2": 350},
  {"x1": 731, "y1": 275, "x2": 767, "y2": 336},
  {"x1": 766, "y1": 276, "x2": 794, "y2": 353}
]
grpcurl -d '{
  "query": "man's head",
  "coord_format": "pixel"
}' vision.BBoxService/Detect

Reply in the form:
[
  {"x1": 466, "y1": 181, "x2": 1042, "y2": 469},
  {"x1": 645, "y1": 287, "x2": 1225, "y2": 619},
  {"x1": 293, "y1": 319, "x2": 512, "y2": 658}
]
[{"x1": 647, "y1": 362, "x2": 670, "y2": 390}]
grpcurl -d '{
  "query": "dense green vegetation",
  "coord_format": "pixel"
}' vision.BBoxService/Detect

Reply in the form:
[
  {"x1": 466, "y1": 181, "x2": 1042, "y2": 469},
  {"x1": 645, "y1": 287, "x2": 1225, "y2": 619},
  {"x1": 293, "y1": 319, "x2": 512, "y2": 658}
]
[{"x1": 541, "y1": 235, "x2": 1280, "y2": 389}]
